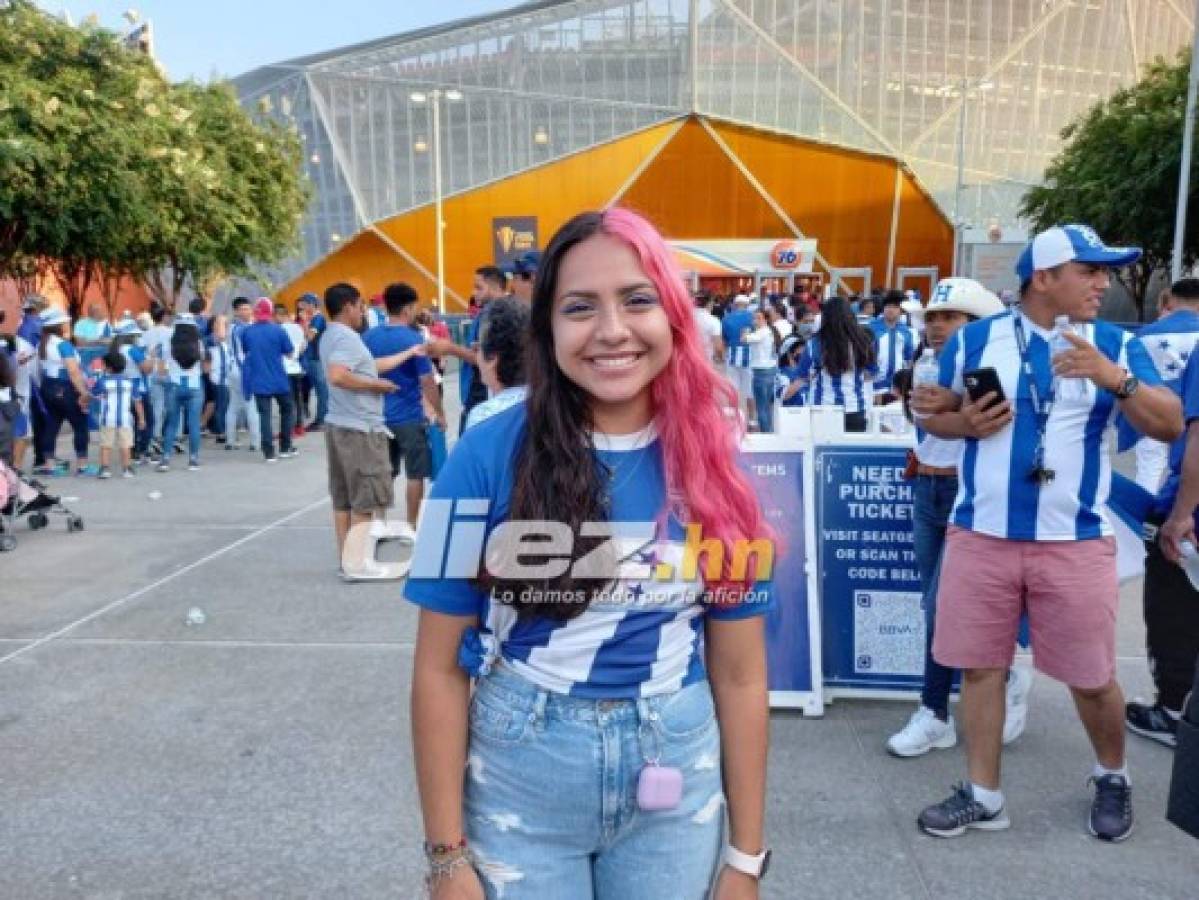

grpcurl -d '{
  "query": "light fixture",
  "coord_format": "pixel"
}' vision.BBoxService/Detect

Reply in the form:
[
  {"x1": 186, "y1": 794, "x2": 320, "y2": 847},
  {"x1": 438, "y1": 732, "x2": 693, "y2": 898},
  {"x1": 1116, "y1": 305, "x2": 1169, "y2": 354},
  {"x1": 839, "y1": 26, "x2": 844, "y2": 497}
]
[
  {"x1": 533, "y1": 126, "x2": 549, "y2": 146},
  {"x1": 445, "y1": 89, "x2": 463, "y2": 102},
  {"x1": 414, "y1": 136, "x2": 428, "y2": 153},
  {"x1": 310, "y1": 152, "x2": 320, "y2": 164},
  {"x1": 330, "y1": 233, "x2": 342, "y2": 243},
  {"x1": 409, "y1": 91, "x2": 427, "y2": 104},
  {"x1": 977, "y1": 79, "x2": 996, "y2": 91}
]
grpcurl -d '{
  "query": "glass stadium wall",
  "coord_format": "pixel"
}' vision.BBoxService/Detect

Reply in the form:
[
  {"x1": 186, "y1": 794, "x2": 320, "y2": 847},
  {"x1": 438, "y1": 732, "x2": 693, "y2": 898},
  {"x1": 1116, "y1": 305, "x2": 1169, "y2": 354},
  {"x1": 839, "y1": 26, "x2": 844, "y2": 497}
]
[{"x1": 233, "y1": 0, "x2": 1192, "y2": 310}]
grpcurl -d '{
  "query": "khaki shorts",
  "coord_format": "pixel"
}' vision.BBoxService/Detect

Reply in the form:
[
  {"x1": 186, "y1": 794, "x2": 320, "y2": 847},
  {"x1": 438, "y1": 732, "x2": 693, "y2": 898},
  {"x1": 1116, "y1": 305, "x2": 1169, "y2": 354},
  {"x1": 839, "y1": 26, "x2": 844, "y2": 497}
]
[
  {"x1": 100, "y1": 425, "x2": 134, "y2": 450},
  {"x1": 325, "y1": 426, "x2": 394, "y2": 513}
]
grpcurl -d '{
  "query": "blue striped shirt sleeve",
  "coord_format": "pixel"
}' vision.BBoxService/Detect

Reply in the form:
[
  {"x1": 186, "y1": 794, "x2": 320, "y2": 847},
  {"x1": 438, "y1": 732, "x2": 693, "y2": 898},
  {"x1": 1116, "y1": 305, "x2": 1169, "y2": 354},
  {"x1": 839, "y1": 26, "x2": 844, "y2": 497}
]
[{"x1": 1120, "y1": 333, "x2": 1162, "y2": 386}]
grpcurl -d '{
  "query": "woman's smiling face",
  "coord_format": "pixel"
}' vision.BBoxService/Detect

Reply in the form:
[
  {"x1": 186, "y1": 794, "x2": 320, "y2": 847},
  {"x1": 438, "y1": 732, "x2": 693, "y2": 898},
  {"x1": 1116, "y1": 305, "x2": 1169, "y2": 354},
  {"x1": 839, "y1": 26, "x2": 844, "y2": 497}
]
[{"x1": 550, "y1": 233, "x2": 673, "y2": 434}]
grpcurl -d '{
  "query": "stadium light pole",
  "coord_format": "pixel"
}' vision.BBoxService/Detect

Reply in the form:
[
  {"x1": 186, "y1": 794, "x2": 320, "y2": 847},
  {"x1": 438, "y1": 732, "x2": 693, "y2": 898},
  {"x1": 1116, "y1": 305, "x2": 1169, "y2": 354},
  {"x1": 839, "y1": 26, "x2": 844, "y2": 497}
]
[
  {"x1": 1172, "y1": 1, "x2": 1199, "y2": 282},
  {"x1": 953, "y1": 77, "x2": 994, "y2": 275},
  {"x1": 410, "y1": 88, "x2": 463, "y2": 315}
]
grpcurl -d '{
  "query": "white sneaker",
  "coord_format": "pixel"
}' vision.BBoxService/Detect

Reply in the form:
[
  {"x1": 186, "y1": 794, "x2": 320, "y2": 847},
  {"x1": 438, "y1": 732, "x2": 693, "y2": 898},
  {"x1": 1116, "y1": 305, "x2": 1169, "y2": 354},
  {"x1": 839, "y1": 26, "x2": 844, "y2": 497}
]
[
  {"x1": 886, "y1": 706, "x2": 957, "y2": 757},
  {"x1": 1003, "y1": 666, "x2": 1033, "y2": 745},
  {"x1": 340, "y1": 560, "x2": 393, "y2": 582}
]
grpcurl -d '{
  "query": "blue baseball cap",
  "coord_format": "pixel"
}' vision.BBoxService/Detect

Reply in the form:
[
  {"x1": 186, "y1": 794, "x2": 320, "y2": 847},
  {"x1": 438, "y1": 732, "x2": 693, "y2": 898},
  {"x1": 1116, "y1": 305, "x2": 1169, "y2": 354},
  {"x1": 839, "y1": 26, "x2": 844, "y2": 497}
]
[{"x1": 1016, "y1": 224, "x2": 1141, "y2": 281}]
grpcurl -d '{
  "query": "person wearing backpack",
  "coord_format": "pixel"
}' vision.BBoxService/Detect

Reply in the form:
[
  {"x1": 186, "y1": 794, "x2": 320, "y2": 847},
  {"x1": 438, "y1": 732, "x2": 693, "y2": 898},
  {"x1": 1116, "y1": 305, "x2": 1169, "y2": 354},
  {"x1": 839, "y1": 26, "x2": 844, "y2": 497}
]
[
  {"x1": 156, "y1": 311, "x2": 208, "y2": 472},
  {"x1": 236, "y1": 297, "x2": 296, "y2": 462}
]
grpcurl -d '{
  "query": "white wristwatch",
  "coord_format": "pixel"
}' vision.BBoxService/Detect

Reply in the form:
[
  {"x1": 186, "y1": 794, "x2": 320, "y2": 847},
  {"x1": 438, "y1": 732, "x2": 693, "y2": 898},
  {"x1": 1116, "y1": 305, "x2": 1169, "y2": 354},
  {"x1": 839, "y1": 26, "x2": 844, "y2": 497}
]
[{"x1": 722, "y1": 844, "x2": 772, "y2": 879}]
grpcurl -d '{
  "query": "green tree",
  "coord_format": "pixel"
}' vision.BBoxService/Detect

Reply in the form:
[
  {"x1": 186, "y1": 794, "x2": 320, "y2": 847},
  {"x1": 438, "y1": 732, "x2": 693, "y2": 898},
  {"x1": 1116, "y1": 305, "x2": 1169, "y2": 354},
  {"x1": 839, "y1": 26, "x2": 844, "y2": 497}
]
[
  {"x1": 0, "y1": 1, "x2": 308, "y2": 318},
  {"x1": 1021, "y1": 49, "x2": 1199, "y2": 321},
  {"x1": 138, "y1": 81, "x2": 309, "y2": 306}
]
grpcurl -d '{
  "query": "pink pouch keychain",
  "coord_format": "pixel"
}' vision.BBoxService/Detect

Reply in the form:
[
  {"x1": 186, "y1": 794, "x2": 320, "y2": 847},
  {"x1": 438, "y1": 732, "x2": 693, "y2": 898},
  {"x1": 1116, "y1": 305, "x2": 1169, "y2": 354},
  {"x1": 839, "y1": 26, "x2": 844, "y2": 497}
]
[
  {"x1": 637, "y1": 761, "x2": 684, "y2": 811},
  {"x1": 635, "y1": 707, "x2": 683, "y2": 812}
]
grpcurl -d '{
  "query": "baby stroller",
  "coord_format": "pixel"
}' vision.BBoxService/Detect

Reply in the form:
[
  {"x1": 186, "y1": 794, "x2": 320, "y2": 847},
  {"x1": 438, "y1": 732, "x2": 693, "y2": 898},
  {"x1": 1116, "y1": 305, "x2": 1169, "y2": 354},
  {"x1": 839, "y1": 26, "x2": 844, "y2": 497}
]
[{"x1": 0, "y1": 396, "x2": 83, "y2": 552}]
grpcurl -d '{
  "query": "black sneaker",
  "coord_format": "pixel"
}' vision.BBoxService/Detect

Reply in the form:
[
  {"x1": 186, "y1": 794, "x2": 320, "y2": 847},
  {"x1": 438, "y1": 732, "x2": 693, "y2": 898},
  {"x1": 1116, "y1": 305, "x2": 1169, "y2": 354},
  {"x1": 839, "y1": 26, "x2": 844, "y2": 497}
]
[
  {"x1": 1125, "y1": 701, "x2": 1179, "y2": 748},
  {"x1": 917, "y1": 782, "x2": 1010, "y2": 838},
  {"x1": 1088, "y1": 774, "x2": 1133, "y2": 842}
]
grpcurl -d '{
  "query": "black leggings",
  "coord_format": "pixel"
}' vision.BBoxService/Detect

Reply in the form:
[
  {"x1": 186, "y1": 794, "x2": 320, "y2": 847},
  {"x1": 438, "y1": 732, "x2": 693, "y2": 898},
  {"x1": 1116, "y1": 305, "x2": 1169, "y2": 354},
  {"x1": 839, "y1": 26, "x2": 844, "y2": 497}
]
[
  {"x1": 289, "y1": 374, "x2": 305, "y2": 427},
  {"x1": 39, "y1": 379, "x2": 90, "y2": 462}
]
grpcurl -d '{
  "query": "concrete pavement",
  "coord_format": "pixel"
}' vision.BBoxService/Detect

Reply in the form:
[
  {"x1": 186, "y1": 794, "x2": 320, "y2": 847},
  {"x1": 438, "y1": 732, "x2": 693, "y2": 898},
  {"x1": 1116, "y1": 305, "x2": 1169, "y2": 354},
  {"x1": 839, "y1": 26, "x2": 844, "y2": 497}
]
[{"x1": 1, "y1": 402, "x2": 1196, "y2": 898}]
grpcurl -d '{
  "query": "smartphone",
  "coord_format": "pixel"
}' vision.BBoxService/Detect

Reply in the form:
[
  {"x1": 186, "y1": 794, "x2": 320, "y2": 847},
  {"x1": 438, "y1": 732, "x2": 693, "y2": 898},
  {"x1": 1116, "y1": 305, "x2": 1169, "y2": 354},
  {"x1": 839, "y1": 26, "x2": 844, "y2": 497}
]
[{"x1": 963, "y1": 367, "x2": 1007, "y2": 408}]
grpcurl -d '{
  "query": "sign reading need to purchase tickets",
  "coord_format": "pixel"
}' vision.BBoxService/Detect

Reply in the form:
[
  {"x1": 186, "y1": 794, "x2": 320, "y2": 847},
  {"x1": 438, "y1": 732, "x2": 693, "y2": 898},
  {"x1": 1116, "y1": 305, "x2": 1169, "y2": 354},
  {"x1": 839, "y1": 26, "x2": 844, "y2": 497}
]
[
  {"x1": 492, "y1": 216, "x2": 538, "y2": 267},
  {"x1": 816, "y1": 446, "x2": 925, "y2": 693}
]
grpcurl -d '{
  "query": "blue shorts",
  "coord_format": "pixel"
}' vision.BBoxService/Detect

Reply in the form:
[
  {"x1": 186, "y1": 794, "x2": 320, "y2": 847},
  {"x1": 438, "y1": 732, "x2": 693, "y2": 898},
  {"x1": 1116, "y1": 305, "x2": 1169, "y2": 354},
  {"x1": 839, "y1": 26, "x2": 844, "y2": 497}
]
[{"x1": 13, "y1": 410, "x2": 29, "y2": 439}]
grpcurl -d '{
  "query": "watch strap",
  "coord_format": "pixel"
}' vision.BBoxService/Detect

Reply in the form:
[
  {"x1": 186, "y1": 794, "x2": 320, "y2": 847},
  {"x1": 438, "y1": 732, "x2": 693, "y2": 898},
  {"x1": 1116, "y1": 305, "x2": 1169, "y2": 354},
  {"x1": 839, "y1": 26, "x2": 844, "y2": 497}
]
[{"x1": 723, "y1": 844, "x2": 770, "y2": 879}]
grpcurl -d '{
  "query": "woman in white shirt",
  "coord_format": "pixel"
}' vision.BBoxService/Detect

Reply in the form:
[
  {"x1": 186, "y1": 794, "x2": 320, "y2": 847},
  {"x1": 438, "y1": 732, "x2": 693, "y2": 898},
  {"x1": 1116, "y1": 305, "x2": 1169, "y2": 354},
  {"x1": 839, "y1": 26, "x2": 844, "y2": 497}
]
[
  {"x1": 275, "y1": 304, "x2": 308, "y2": 436},
  {"x1": 36, "y1": 308, "x2": 93, "y2": 475},
  {"x1": 743, "y1": 308, "x2": 782, "y2": 432}
]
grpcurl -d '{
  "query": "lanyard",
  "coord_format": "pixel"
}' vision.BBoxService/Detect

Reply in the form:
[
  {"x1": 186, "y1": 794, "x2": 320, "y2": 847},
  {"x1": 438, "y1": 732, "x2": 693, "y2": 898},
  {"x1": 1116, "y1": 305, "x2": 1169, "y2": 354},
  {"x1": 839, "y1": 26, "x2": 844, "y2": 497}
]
[{"x1": 1011, "y1": 312, "x2": 1055, "y2": 477}]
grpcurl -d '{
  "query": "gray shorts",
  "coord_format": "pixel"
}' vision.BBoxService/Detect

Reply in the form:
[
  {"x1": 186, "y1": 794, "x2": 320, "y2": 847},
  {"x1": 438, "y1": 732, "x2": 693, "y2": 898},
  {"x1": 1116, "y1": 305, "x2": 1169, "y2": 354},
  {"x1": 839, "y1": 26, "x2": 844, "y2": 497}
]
[
  {"x1": 325, "y1": 426, "x2": 393, "y2": 513},
  {"x1": 388, "y1": 422, "x2": 431, "y2": 480}
]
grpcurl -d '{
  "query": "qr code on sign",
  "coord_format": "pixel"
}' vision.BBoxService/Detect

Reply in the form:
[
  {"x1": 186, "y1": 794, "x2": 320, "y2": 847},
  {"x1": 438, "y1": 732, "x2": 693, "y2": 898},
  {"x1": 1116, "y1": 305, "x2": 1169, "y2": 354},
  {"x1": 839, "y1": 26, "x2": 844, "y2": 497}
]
[{"x1": 853, "y1": 590, "x2": 925, "y2": 676}]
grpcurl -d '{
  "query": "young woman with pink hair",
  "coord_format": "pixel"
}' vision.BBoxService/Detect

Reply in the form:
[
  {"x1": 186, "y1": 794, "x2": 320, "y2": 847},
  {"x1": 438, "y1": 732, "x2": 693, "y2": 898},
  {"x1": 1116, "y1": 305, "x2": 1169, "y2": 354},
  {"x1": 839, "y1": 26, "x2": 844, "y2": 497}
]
[{"x1": 405, "y1": 208, "x2": 774, "y2": 899}]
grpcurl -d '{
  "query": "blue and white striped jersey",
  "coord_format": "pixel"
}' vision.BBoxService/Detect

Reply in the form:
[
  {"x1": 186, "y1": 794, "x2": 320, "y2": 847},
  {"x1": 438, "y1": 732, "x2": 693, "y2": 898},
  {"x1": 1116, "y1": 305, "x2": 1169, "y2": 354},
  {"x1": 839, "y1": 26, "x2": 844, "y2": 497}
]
[
  {"x1": 1136, "y1": 308, "x2": 1199, "y2": 385},
  {"x1": 404, "y1": 404, "x2": 772, "y2": 699},
  {"x1": 39, "y1": 336, "x2": 78, "y2": 382},
  {"x1": 119, "y1": 345, "x2": 149, "y2": 397},
  {"x1": 91, "y1": 374, "x2": 144, "y2": 428},
  {"x1": 721, "y1": 309, "x2": 754, "y2": 368},
  {"x1": 870, "y1": 321, "x2": 916, "y2": 391},
  {"x1": 208, "y1": 341, "x2": 233, "y2": 387},
  {"x1": 796, "y1": 336, "x2": 875, "y2": 413},
  {"x1": 938, "y1": 310, "x2": 1160, "y2": 541}
]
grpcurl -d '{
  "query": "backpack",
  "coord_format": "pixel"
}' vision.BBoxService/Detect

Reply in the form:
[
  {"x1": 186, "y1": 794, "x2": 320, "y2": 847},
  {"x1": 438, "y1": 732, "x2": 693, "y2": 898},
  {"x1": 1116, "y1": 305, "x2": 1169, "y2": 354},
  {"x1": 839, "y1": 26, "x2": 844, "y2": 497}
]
[{"x1": 170, "y1": 323, "x2": 203, "y2": 370}]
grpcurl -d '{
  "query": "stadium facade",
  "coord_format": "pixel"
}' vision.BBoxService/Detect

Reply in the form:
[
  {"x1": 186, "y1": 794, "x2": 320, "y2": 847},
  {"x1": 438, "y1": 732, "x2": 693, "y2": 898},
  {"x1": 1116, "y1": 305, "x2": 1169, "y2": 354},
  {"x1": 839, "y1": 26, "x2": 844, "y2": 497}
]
[{"x1": 234, "y1": 0, "x2": 1194, "y2": 310}]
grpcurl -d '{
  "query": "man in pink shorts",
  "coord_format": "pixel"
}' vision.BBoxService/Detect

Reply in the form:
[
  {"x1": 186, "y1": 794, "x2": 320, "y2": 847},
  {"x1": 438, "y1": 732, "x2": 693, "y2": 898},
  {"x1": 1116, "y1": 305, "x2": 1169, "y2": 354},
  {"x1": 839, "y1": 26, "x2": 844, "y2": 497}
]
[{"x1": 913, "y1": 224, "x2": 1182, "y2": 842}]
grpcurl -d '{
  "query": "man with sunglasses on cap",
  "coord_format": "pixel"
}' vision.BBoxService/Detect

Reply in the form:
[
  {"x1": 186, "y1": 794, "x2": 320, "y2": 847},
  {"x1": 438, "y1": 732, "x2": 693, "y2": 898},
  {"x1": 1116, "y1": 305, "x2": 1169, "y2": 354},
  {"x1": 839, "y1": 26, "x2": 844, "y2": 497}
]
[{"x1": 914, "y1": 224, "x2": 1181, "y2": 843}]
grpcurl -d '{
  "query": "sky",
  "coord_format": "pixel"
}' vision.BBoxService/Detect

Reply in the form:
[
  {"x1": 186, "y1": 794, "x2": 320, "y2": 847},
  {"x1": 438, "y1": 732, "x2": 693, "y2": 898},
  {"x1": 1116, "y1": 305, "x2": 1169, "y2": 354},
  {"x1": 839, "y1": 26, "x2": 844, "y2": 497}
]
[{"x1": 36, "y1": 0, "x2": 518, "y2": 82}]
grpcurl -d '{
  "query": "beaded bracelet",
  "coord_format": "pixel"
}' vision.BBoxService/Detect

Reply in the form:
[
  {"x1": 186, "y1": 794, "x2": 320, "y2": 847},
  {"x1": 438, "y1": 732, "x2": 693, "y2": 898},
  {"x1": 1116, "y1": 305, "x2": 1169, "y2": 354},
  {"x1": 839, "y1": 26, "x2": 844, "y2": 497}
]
[{"x1": 423, "y1": 837, "x2": 468, "y2": 859}]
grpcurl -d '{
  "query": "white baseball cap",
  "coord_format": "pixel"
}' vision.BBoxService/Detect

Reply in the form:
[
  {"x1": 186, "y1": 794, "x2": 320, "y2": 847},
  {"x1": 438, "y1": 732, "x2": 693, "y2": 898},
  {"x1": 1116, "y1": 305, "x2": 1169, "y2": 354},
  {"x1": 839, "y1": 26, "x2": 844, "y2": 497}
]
[
  {"x1": 926, "y1": 278, "x2": 1005, "y2": 320},
  {"x1": 39, "y1": 307, "x2": 70, "y2": 328},
  {"x1": 1016, "y1": 224, "x2": 1141, "y2": 281}
]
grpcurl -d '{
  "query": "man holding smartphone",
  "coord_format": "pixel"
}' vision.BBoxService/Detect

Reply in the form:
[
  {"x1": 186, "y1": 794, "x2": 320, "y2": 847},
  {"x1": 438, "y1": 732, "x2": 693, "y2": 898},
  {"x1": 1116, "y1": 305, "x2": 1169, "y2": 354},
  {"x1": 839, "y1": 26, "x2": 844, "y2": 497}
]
[{"x1": 912, "y1": 224, "x2": 1181, "y2": 843}]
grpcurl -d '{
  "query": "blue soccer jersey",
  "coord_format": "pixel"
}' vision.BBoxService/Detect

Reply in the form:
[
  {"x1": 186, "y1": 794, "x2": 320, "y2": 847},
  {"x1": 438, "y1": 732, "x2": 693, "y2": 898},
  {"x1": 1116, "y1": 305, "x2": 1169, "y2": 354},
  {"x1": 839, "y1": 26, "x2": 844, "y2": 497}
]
[
  {"x1": 92, "y1": 374, "x2": 144, "y2": 428},
  {"x1": 404, "y1": 404, "x2": 773, "y2": 699},
  {"x1": 796, "y1": 336, "x2": 875, "y2": 413},
  {"x1": 870, "y1": 321, "x2": 916, "y2": 392},
  {"x1": 939, "y1": 310, "x2": 1160, "y2": 541}
]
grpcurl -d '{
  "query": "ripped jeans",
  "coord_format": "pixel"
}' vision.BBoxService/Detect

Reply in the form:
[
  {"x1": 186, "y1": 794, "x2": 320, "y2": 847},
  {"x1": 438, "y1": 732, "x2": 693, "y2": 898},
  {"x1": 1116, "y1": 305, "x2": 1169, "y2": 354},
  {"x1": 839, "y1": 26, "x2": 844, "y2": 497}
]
[{"x1": 464, "y1": 664, "x2": 724, "y2": 899}]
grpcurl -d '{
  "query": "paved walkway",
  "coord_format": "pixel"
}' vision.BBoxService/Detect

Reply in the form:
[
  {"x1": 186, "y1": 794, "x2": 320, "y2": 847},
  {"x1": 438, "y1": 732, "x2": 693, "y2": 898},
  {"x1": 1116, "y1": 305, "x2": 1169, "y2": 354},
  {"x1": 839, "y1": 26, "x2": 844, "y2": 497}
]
[{"x1": 1, "y1": 403, "x2": 1196, "y2": 898}]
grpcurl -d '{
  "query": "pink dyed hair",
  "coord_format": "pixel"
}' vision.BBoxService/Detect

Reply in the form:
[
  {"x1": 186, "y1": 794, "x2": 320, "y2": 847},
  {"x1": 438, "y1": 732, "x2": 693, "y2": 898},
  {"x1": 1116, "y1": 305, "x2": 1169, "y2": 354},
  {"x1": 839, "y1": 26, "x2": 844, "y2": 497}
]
[{"x1": 599, "y1": 207, "x2": 773, "y2": 589}]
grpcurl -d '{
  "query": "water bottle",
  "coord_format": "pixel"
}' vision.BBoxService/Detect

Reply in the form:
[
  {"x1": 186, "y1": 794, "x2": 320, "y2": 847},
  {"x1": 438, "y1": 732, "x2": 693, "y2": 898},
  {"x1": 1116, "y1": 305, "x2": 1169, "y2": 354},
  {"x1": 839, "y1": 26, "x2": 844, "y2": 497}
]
[
  {"x1": 1050, "y1": 315, "x2": 1087, "y2": 401},
  {"x1": 911, "y1": 349, "x2": 939, "y2": 420},
  {"x1": 1179, "y1": 541, "x2": 1199, "y2": 592}
]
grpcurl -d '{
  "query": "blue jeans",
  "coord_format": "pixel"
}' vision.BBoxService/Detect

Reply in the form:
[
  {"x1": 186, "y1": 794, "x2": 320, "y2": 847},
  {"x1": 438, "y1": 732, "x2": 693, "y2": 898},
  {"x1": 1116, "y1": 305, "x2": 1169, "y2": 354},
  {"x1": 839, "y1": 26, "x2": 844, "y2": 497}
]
[
  {"x1": 912, "y1": 474, "x2": 958, "y2": 719},
  {"x1": 210, "y1": 383, "x2": 229, "y2": 438},
  {"x1": 751, "y1": 367, "x2": 777, "y2": 433},
  {"x1": 302, "y1": 356, "x2": 328, "y2": 425},
  {"x1": 465, "y1": 665, "x2": 724, "y2": 899},
  {"x1": 161, "y1": 382, "x2": 204, "y2": 461}
]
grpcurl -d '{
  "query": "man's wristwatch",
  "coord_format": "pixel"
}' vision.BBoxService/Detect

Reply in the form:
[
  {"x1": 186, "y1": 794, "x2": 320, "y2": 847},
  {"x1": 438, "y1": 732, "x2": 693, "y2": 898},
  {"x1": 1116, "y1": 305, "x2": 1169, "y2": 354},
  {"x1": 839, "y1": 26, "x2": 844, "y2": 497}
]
[
  {"x1": 723, "y1": 844, "x2": 772, "y2": 880},
  {"x1": 1113, "y1": 369, "x2": 1140, "y2": 400}
]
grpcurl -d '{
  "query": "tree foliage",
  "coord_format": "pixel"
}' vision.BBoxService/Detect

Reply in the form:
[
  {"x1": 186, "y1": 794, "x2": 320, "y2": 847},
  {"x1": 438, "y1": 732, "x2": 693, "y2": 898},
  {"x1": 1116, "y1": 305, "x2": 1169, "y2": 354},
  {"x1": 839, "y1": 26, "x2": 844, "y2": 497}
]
[
  {"x1": 0, "y1": 1, "x2": 308, "y2": 318},
  {"x1": 1020, "y1": 49, "x2": 1199, "y2": 321}
]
